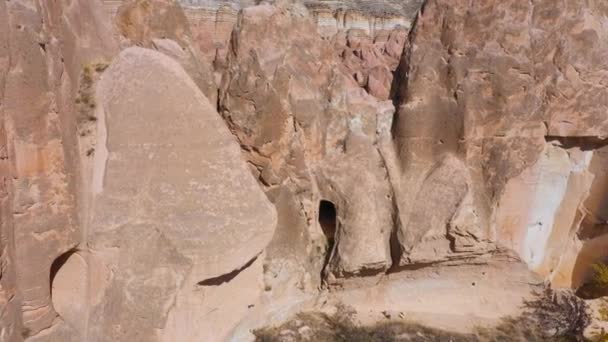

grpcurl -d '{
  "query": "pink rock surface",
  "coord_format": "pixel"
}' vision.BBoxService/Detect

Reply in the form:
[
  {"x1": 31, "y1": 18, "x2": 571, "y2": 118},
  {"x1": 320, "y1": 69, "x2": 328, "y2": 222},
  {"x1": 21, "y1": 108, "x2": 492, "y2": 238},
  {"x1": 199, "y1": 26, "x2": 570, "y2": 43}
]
[{"x1": 2, "y1": 0, "x2": 608, "y2": 341}]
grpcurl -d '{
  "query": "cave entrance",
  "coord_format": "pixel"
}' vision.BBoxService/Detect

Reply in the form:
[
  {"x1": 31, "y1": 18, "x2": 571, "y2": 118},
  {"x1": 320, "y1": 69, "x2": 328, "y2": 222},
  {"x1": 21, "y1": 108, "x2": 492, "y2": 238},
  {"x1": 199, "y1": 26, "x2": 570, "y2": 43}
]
[
  {"x1": 319, "y1": 200, "x2": 337, "y2": 281},
  {"x1": 319, "y1": 200, "x2": 337, "y2": 244}
]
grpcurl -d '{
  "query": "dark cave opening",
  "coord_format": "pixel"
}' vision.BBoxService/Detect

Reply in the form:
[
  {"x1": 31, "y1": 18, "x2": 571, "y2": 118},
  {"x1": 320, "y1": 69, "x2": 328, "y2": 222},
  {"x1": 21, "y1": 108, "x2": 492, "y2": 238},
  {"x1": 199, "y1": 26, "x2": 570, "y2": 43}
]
[
  {"x1": 319, "y1": 200, "x2": 337, "y2": 244},
  {"x1": 319, "y1": 200, "x2": 337, "y2": 281}
]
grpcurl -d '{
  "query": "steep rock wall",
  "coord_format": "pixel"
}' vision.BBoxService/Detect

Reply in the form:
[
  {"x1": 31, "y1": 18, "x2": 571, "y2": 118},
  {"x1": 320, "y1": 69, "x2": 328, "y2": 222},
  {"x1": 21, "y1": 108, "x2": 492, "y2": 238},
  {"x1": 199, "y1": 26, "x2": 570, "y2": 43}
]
[
  {"x1": 2, "y1": 0, "x2": 608, "y2": 341},
  {"x1": 0, "y1": 0, "x2": 116, "y2": 339},
  {"x1": 391, "y1": 0, "x2": 608, "y2": 285},
  {"x1": 0, "y1": 1, "x2": 276, "y2": 341}
]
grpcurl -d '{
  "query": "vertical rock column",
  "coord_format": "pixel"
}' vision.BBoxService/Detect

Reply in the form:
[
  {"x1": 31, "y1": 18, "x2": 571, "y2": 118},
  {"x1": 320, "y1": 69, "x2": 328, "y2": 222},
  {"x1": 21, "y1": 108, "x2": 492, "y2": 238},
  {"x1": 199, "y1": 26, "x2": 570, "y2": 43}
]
[
  {"x1": 0, "y1": 0, "x2": 21, "y2": 340},
  {"x1": 79, "y1": 47, "x2": 276, "y2": 341},
  {"x1": 3, "y1": 1, "x2": 80, "y2": 336}
]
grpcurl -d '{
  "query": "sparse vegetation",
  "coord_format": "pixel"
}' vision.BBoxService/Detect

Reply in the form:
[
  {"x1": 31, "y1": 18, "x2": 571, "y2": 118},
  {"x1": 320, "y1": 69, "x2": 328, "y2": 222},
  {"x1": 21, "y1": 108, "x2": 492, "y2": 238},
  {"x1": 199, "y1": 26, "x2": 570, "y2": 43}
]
[
  {"x1": 579, "y1": 262, "x2": 608, "y2": 299},
  {"x1": 255, "y1": 309, "x2": 482, "y2": 342},
  {"x1": 74, "y1": 60, "x2": 109, "y2": 157},
  {"x1": 92, "y1": 62, "x2": 109, "y2": 73},
  {"x1": 75, "y1": 61, "x2": 108, "y2": 127},
  {"x1": 255, "y1": 289, "x2": 590, "y2": 342},
  {"x1": 593, "y1": 263, "x2": 608, "y2": 289},
  {"x1": 582, "y1": 262, "x2": 608, "y2": 342},
  {"x1": 75, "y1": 61, "x2": 109, "y2": 105},
  {"x1": 255, "y1": 303, "x2": 412, "y2": 342},
  {"x1": 520, "y1": 288, "x2": 590, "y2": 341},
  {"x1": 592, "y1": 329, "x2": 608, "y2": 342}
]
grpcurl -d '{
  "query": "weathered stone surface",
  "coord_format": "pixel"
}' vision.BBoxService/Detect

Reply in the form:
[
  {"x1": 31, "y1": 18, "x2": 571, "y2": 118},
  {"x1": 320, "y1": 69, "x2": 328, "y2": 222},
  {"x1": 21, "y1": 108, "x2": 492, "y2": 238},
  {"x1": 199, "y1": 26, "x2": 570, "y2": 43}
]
[
  {"x1": 495, "y1": 142, "x2": 594, "y2": 276},
  {"x1": 5, "y1": 2, "x2": 78, "y2": 334},
  {"x1": 391, "y1": 0, "x2": 608, "y2": 280},
  {"x1": 78, "y1": 46, "x2": 275, "y2": 340},
  {"x1": 115, "y1": 0, "x2": 218, "y2": 104},
  {"x1": 116, "y1": 0, "x2": 190, "y2": 45},
  {"x1": 174, "y1": 0, "x2": 419, "y2": 101},
  {"x1": 333, "y1": 27, "x2": 407, "y2": 100},
  {"x1": 0, "y1": 1, "x2": 20, "y2": 340},
  {"x1": 180, "y1": 0, "x2": 254, "y2": 65},
  {"x1": 218, "y1": 3, "x2": 397, "y2": 284},
  {"x1": 544, "y1": 140, "x2": 608, "y2": 288},
  {"x1": 0, "y1": 0, "x2": 116, "y2": 339},
  {"x1": 50, "y1": 252, "x2": 87, "y2": 334},
  {"x1": 3, "y1": 0, "x2": 608, "y2": 340},
  {"x1": 163, "y1": 254, "x2": 265, "y2": 342},
  {"x1": 399, "y1": 155, "x2": 469, "y2": 263}
]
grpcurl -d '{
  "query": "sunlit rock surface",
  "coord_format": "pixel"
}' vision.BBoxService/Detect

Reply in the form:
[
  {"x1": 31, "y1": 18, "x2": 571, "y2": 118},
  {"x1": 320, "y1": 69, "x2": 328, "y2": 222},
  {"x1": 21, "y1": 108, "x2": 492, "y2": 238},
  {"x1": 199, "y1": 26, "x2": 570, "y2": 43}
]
[{"x1": 2, "y1": 0, "x2": 608, "y2": 341}]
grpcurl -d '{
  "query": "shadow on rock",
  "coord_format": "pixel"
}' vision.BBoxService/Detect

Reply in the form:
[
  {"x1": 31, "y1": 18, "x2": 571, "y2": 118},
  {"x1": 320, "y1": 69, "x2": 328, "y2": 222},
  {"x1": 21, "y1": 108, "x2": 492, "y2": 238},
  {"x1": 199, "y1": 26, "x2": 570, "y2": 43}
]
[{"x1": 254, "y1": 289, "x2": 590, "y2": 342}]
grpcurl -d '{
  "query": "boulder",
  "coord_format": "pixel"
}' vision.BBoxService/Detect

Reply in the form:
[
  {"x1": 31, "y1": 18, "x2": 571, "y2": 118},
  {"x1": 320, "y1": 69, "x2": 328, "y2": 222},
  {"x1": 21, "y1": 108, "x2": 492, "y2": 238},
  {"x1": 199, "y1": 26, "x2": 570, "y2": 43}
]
[{"x1": 70, "y1": 47, "x2": 276, "y2": 340}]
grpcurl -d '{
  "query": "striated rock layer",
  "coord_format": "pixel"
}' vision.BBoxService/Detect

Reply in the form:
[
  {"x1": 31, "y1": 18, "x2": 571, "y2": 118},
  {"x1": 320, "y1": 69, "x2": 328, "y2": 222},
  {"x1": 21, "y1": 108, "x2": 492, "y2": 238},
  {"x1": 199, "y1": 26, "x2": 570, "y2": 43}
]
[
  {"x1": 391, "y1": 0, "x2": 608, "y2": 287},
  {"x1": 1, "y1": 0, "x2": 608, "y2": 341},
  {"x1": 0, "y1": 0, "x2": 117, "y2": 339},
  {"x1": 1, "y1": 1, "x2": 276, "y2": 340}
]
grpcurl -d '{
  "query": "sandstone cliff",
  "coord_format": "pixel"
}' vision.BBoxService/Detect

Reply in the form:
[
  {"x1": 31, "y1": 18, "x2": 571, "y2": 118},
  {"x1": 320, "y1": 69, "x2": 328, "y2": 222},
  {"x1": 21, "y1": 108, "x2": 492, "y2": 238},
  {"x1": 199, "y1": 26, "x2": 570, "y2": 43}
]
[{"x1": 1, "y1": 0, "x2": 607, "y2": 341}]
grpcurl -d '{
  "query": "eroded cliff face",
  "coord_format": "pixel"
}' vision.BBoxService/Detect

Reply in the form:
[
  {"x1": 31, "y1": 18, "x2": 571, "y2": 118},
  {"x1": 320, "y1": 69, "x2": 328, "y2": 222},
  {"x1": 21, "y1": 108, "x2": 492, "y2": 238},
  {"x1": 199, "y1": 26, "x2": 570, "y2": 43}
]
[
  {"x1": 391, "y1": 0, "x2": 608, "y2": 288},
  {"x1": 0, "y1": 0, "x2": 117, "y2": 339},
  {"x1": 1, "y1": 0, "x2": 608, "y2": 341}
]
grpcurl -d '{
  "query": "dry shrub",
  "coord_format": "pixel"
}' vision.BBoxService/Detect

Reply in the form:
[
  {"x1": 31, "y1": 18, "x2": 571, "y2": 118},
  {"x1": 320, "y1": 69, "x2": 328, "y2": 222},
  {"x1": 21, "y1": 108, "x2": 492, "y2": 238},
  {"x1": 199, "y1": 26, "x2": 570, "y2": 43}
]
[
  {"x1": 519, "y1": 288, "x2": 589, "y2": 341},
  {"x1": 578, "y1": 262, "x2": 608, "y2": 299},
  {"x1": 255, "y1": 289, "x2": 590, "y2": 342}
]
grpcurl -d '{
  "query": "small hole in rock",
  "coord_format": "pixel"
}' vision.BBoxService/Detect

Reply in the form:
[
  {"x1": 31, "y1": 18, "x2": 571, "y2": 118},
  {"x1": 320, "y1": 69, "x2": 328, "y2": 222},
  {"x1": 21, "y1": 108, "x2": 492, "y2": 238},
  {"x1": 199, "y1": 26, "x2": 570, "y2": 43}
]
[
  {"x1": 319, "y1": 200, "x2": 337, "y2": 280},
  {"x1": 319, "y1": 200, "x2": 336, "y2": 244}
]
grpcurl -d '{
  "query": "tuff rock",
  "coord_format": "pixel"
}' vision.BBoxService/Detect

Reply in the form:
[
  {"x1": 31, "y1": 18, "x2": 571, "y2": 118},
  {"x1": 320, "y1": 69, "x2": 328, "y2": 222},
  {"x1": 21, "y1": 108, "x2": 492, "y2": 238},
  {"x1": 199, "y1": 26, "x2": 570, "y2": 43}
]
[{"x1": 1, "y1": 0, "x2": 608, "y2": 341}]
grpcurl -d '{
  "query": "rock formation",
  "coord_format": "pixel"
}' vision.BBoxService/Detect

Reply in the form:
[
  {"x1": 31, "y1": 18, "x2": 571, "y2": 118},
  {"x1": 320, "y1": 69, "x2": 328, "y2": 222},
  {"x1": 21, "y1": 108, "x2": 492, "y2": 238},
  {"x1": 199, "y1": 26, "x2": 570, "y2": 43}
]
[
  {"x1": 391, "y1": 0, "x2": 608, "y2": 287},
  {"x1": 1, "y1": 0, "x2": 608, "y2": 341}
]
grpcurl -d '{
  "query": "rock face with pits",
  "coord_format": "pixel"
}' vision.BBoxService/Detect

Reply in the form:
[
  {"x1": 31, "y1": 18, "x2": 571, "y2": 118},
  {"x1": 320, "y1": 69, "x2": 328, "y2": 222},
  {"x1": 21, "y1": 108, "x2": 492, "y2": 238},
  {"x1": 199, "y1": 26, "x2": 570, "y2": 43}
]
[
  {"x1": 218, "y1": 3, "x2": 397, "y2": 283},
  {"x1": 79, "y1": 46, "x2": 275, "y2": 341},
  {"x1": 0, "y1": 0, "x2": 116, "y2": 339},
  {"x1": 390, "y1": 0, "x2": 608, "y2": 286},
  {"x1": 2, "y1": 0, "x2": 608, "y2": 341}
]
